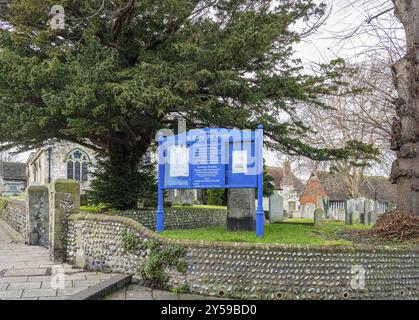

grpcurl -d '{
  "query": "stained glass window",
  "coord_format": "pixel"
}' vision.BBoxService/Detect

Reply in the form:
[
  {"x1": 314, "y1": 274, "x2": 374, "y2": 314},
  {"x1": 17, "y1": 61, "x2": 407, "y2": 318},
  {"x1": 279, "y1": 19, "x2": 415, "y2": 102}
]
[
  {"x1": 82, "y1": 162, "x2": 88, "y2": 182},
  {"x1": 67, "y1": 160, "x2": 73, "y2": 179},
  {"x1": 66, "y1": 149, "x2": 89, "y2": 182},
  {"x1": 75, "y1": 161, "x2": 81, "y2": 181}
]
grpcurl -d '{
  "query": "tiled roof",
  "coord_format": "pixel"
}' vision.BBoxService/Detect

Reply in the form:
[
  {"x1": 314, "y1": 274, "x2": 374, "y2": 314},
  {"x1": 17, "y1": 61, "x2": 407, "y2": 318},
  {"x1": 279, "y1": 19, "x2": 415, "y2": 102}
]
[
  {"x1": 0, "y1": 162, "x2": 27, "y2": 180},
  {"x1": 299, "y1": 174, "x2": 327, "y2": 205},
  {"x1": 266, "y1": 165, "x2": 304, "y2": 192},
  {"x1": 317, "y1": 171, "x2": 397, "y2": 203}
]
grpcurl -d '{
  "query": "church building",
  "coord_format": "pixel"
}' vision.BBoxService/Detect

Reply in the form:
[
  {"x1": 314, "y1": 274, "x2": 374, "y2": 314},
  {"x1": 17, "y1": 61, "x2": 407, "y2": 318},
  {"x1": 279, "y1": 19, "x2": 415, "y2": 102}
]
[{"x1": 26, "y1": 139, "x2": 96, "y2": 192}]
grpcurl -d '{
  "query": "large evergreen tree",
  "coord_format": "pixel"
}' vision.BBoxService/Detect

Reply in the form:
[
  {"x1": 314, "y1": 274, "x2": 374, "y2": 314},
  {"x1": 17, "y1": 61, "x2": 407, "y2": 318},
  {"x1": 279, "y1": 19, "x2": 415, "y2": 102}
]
[{"x1": 0, "y1": 0, "x2": 375, "y2": 209}]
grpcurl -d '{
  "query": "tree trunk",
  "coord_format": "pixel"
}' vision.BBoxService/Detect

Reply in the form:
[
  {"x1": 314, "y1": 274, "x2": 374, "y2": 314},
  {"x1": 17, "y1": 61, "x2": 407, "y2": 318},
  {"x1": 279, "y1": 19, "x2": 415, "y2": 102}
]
[
  {"x1": 390, "y1": 0, "x2": 419, "y2": 215},
  {"x1": 227, "y1": 188, "x2": 256, "y2": 231},
  {"x1": 106, "y1": 133, "x2": 151, "y2": 210}
]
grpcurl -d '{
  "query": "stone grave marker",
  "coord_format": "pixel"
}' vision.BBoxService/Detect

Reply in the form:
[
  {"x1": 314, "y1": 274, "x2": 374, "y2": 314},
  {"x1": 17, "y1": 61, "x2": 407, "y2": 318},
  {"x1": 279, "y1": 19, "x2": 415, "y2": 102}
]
[
  {"x1": 269, "y1": 192, "x2": 284, "y2": 223},
  {"x1": 314, "y1": 208, "x2": 325, "y2": 226}
]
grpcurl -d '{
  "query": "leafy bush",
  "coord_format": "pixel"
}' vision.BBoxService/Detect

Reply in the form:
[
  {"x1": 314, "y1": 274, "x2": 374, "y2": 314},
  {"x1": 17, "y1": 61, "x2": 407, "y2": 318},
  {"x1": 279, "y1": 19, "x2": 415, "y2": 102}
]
[
  {"x1": 88, "y1": 155, "x2": 157, "y2": 210},
  {"x1": 80, "y1": 194, "x2": 90, "y2": 206},
  {"x1": 138, "y1": 241, "x2": 187, "y2": 289},
  {"x1": 121, "y1": 229, "x2": 143, "y2": 253},
  {"x1": 206, "y1": 189, "x2": 226, "y2": 206}
]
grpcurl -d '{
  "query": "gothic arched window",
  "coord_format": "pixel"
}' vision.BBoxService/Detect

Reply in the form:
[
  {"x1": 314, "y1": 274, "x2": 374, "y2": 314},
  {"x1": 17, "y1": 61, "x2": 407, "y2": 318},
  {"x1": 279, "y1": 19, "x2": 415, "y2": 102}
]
[{"x1": 66, "y1": 149, "x2": 90, "y2": 182}]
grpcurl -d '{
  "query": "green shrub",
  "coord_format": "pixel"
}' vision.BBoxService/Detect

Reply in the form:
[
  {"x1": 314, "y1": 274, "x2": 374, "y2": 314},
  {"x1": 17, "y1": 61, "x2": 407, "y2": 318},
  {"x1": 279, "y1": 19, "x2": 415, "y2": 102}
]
[
  {"x1": 206, "y1": 189, "x2": 226, "y2": 206},
  {"x1": 0, "y1": 198, "x2": 8, "y2": 210},
  {"x1": 80, "y1": 194, "x2": 91, "y2": 206},
  {"x1": 121, "y1": 229, "x2": 143, "y2": 253},
  {"x1": 138, "y1": 241, "x2": 186, "y2": 289}
]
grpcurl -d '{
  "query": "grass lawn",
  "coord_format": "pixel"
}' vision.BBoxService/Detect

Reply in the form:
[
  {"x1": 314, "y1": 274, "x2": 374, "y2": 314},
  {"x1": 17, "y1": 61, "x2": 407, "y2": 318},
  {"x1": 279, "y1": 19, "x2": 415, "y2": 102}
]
[
  {"x1": 0, "y1": 194, "x2": 26, "y2": 201},
  {"x1": 162, "y1": 219, "x2": 371, "y2": 246}
]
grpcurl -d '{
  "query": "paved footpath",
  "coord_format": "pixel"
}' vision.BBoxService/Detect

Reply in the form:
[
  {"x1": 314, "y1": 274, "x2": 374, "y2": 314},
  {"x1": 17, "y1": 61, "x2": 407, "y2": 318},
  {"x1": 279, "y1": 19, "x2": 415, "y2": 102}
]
[
  {"x1": 0, "y1": 219, "x2": 117, "y2": 300},
  {"x1": 0, "y1": 219, "x2": 216, "y2": 300}
]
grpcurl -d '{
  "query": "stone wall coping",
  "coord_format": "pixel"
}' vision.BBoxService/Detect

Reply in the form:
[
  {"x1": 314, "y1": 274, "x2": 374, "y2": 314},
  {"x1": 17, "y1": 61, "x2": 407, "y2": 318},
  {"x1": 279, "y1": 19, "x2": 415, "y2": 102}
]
[
  {"x1": 117, "y1": 207, "x2": 227, "y2": 213},
  {"x1": 69, "y1": 213, "x2": 419, "y2": 253}
]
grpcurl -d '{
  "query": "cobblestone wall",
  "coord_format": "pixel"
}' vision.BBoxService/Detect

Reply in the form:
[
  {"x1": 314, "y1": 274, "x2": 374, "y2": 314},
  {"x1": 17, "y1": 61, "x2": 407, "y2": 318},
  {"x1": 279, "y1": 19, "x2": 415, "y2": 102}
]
[
  {"x1": 108, "y1": 207, "x2": 227, "y2": 230},
  {"x1": 0, "y1": 199, "x2": 27, "y2": 238},
  {"x1": 66, "y1": 214, "x2": 419, "y2": 300}
]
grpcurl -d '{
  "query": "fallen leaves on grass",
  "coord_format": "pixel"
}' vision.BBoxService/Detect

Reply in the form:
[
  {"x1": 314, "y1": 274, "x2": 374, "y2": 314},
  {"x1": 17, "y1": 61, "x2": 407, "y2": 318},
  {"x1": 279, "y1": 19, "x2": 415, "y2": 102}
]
[{"x1": 369, "y1": 210, "x2": 419, "y2": 242}]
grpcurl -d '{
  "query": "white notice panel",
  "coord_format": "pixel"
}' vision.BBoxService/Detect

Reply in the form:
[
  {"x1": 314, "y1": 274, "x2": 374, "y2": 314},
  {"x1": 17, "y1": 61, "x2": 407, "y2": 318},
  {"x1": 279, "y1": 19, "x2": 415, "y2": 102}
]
[
  {"x1": 232, "y1": 150, "x2": 248, "y2": 174},
  {"x1": 169, "y1": 146, "x2": 189, "y2": 177}
]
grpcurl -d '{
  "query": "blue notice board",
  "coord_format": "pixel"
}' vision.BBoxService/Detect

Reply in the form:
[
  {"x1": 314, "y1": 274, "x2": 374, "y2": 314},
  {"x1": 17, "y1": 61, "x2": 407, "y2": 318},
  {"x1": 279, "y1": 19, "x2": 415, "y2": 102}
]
[{"x1": 156, "y1": 126, "x2": 264, "y2": 237}]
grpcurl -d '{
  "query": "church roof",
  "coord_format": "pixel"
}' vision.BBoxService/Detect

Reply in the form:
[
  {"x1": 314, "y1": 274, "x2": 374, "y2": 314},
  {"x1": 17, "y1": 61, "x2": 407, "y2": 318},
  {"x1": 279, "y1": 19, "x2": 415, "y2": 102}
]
[
  {"x1": 266, "y1": 164, "x2": 304, "y2": 192},
  {"x1": 0, "y1": 162, "x2": 27, "y2": 181}
]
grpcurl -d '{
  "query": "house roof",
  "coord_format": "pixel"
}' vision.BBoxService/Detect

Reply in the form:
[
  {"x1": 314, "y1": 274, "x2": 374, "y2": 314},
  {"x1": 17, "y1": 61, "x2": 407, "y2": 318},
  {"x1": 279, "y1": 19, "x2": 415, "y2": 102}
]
[
  {"x1": 266, "y1": 164, "x2": 304, "y2": 192},
  {"x1": 0, "y1": 162, "x2": 27, "y2": 181},
  {"x1": 299, "y1": 173, "x2": 327, "y2": 205},
  {"x1": 317, "y1": 171, "x2": 397, "y2": 203}
]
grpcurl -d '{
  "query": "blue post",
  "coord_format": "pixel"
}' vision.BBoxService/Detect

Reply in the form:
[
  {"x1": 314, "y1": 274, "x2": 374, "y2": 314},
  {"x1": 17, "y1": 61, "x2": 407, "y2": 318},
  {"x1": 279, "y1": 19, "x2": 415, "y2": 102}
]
[
  {"x1": 156, "y1": 135, "x2": 164, "y2": 233},
  {"x1": 256, "y1": 124, "x2": 264, "y2": 238}
]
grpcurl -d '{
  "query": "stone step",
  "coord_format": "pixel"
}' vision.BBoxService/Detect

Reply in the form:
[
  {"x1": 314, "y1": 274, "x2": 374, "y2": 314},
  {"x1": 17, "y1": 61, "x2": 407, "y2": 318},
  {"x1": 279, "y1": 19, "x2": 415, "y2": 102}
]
[{"x1": 65, "y1": 274, "x2": 132, "y2": 300}]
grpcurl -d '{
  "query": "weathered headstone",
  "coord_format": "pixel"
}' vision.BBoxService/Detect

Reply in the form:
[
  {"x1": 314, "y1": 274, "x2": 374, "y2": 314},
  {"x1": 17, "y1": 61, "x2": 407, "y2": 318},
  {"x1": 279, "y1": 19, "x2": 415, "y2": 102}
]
[
  {"x1": 316, "y1": 196, "x2": 324, "y2": 211},
  {"x1": 314, "y1": 208, "x2": 325, "y2": 226},
  {"x1": 49, "y1": 179, "x2": 80, "y2": 263},
  {"x1": 337, "y1": 208, "x2": 346, "y2": 222},
  {"x1": 172, "y1": 189, "x2": 195, "y2": 206},
  {"x1": 26, "y1": 185, "x2": 49, "y2": 246},
  {"x1": 227, "y1": 188, "x2": 255, "y2": 231},
  {"x1": 304, "y1": 203, "x2": 315, "y2": 219},
  {"x1": 369, "y1": 211, "x2": 378, "y2": 225},
  {"x1": 363, "y1": 199, "x2": 377, "y2": 225},
  {"x1": 346, "y1": 199, "x2": 356, "y2": 224},
  {"x1": 350, "y1": 211, "x2": 361, "y2": 224},
  {"x1": 269, "y1": 193, "x2": 284, "y2": 223}
]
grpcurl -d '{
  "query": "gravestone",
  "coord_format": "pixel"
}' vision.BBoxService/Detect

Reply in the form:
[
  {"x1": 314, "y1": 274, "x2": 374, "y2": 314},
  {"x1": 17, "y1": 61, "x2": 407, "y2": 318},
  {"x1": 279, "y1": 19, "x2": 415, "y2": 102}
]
[
  {"x1": 363, "y1": 199, "x2": 376, "y2": 225},
  {"x1": 27, "y1": 185, "x2": 49, "y2": 246},
  {"x1": 227, "y1": 188, "x2": 255, "y2": 231},
  {"x1": 314, "y1": 208, "x2": 325, "y2": 226},
  {"x1": 304, "y1": 203, "x2": 315, "y2": 219},
  {"x1": 269, "y1": 193, "x2": 284, "y2": 223},
  {"x1": 316, "y1": 196, "x2": 324, "y2": 211},
  {"x1": 346, "y1": 199, "x2": 357, "y2": 224},
  {"x1": 337, "y1": 208, "x2": 346, "y2": 222},
  {"x1": 369, "y1": 211, "x2": 378, "y2": 225},
  {"x1": 350, "y1": 211, "x2": 361, "y2": 224},
  {"x1": 172, "y1": 189, "x2": 195, "y2": 206},
  {"x1": 49, "y1": 179, "x2": 80, "y2": 263}
]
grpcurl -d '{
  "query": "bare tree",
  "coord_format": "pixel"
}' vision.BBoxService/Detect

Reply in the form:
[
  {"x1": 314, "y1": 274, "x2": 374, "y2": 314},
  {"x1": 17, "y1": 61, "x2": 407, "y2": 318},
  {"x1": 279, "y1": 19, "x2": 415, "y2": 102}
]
[
  {"x1": 316, "y1": 0, "x2": 418, "y2": 214},
  {"x1": 275, "y1": 62, "x2": 395, "y2": 197}
]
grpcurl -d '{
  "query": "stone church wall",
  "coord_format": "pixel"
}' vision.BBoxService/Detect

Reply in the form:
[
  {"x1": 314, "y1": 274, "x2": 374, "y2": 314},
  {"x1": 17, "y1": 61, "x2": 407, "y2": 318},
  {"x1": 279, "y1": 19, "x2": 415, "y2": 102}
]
[
  {"x1": 28, "y1": 140, "x2": 96, "y2": 192},
  {"x1": 66, "y1": 213, "x2": 419, "y2": 300}
]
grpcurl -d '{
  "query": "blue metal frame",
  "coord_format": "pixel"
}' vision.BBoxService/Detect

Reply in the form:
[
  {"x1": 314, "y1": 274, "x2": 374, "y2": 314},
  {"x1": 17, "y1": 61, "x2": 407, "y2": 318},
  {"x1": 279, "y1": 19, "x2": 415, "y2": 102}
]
[
  {"x1": 256, "y1": 124, "x2": 264, "y2": 238},
  {"x1": 156, "y1": 125, "x2": 264, "y2": 237}
]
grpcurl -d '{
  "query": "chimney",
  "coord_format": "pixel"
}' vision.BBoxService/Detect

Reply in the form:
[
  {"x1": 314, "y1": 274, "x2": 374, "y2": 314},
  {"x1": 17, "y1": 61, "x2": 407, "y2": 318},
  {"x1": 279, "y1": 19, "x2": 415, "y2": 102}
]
[{"x1": 282, "y1": 161, "x2": 292, "y2": 186}]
